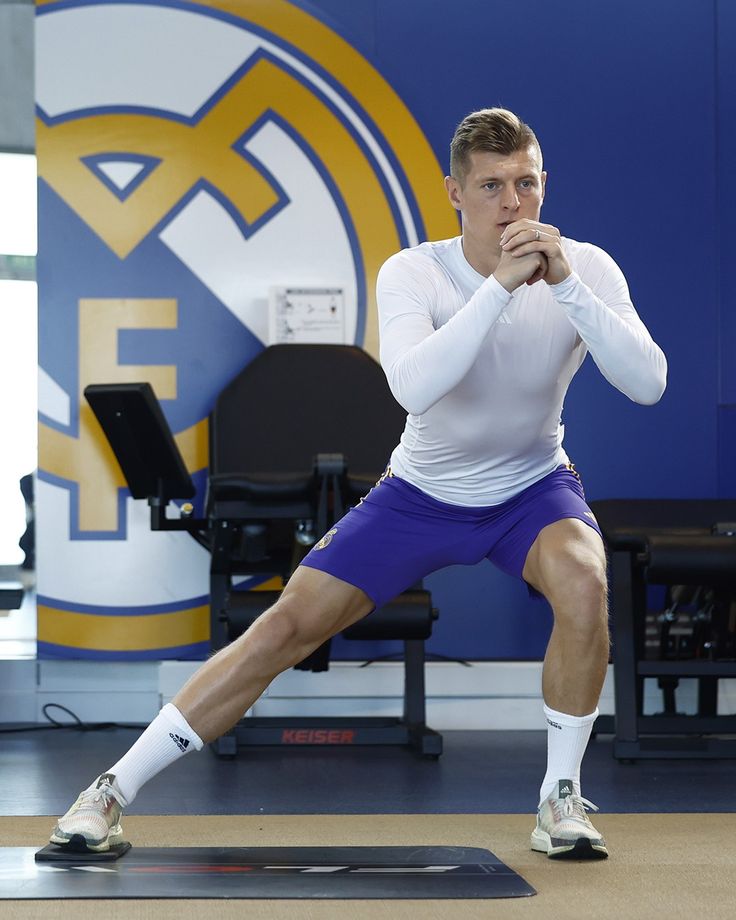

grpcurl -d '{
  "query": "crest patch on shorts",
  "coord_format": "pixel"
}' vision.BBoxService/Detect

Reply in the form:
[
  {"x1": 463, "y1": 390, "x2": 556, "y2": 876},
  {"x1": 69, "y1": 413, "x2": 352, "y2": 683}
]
[{"x1": 314, "y1": 528, "x2": 338, "y2": 550}]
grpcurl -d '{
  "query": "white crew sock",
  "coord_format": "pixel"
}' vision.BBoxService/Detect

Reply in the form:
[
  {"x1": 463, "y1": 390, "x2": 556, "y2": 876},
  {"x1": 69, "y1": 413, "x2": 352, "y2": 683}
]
[
  {"x1": 104, "y1": 703, "x2": 204, "y2": 805},
  {"x1": 538, "y1": 704, "x2": 598, "y2": 808}
]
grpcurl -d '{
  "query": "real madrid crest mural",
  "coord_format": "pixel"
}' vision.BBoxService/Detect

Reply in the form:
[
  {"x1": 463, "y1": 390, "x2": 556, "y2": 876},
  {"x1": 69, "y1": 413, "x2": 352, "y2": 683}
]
[{"x1": 34, "y1": 0, "x2": 457, "y2": 659}]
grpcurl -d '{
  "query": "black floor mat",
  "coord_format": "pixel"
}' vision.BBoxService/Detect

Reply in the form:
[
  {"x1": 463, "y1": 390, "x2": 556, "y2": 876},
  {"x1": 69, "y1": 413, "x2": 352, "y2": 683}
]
[{"x1": 3, "y1": 845, "x2": 535, "y2": 899}]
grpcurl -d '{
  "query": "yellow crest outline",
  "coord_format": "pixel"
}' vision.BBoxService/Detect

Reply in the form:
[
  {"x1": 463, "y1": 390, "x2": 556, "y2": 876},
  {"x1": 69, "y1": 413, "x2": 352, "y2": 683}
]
[{"x1": 36, "y1": 0, "x2": 459, "y2": 534}]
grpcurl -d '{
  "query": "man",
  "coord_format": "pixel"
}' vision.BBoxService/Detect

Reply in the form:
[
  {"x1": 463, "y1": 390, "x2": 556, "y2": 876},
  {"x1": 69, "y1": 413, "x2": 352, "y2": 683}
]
[{"x1": 50, "y1": 108, "x2": 666, "y2": 860}]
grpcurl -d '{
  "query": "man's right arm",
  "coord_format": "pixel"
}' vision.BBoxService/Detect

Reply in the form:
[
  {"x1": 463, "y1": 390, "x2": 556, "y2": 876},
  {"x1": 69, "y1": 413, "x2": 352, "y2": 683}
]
[{"x1": 377, "y1": 252, "x2": 513, "y2": 415}]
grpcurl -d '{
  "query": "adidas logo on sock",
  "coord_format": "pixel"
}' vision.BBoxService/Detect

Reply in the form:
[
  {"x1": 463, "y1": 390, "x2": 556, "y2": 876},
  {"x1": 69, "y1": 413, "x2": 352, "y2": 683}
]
[
  {"x1": 169, "y1": 732, "x2": 190, "y2": 752},
  {"x1": 559, "y1": 782, "x2": 573, "y2": 796}
]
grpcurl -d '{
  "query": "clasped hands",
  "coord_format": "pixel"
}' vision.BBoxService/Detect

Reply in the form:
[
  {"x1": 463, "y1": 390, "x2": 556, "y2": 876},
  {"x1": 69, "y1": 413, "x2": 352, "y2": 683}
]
[{"x1": 494, "y1": 220, "x2": 572, "y2": 292}]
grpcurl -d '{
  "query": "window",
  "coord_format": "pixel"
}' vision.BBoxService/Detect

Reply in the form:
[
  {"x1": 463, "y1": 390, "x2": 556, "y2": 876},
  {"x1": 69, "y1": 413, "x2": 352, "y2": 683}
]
[{"x1": 0, "y1": 152, "x2": 37, "y2": 565}]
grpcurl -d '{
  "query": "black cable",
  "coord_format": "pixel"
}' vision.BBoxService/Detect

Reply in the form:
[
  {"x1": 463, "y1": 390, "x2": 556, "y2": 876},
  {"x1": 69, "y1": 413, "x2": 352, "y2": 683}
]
[{"x1": 0, "y1": 703, "x2": 145, "y2": 733}]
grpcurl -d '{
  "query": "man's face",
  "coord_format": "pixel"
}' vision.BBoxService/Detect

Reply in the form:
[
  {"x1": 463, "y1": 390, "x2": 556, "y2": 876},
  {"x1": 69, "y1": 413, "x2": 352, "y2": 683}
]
[{"x1": 445, "y1": 146, "x2": 546, "y2": 249}]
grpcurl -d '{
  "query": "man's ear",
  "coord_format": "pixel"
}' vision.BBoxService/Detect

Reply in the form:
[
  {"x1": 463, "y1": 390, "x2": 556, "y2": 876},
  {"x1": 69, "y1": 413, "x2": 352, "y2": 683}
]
[
  {"x1": 444, "y1": 175, "x2": 462, "y2": 211},
  {"x1": 540, "y1": 170, "x2": 547, "y2": 203}
]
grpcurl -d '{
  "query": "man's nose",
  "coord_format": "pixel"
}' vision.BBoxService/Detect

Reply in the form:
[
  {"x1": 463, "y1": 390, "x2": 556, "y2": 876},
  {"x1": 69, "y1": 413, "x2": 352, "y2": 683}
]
[{"x1": 501, "y1": 185, "x2": 520, "y2": 210}]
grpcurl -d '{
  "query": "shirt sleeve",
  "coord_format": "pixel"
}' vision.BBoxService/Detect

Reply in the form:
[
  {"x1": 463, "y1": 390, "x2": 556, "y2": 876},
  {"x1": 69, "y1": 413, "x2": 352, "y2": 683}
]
[
  {"x1": 377, "y1": 251, "x2": 513, "y2": 415},
  {"x1": 549, "y1": 246, "x2": 667, "y2": 405}
]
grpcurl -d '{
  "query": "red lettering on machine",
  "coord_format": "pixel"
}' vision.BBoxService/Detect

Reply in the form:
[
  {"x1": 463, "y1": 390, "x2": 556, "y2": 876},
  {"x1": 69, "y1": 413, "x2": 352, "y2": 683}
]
[{"x1": 281, "y1": 729, "x2": 356, "y2": 744}]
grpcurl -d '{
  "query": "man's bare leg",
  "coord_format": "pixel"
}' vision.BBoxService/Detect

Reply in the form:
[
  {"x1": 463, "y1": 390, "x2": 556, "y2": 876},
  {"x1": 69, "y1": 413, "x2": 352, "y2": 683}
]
[
  {"x1": 174, "y1": 566, "x2": 374, "y2": 742},
  {"x1": 50, "y1": 567, "x2": 373, "y2": 849},
  {"x1": 522, "y1": 518, "x2": 610, "y2": 716},
  {"x1": 523, "y1": 517, "x2": 610, "y2": 858},
  {"x1": 529, "y1": 520, "x2": 608, "y2": 800}
]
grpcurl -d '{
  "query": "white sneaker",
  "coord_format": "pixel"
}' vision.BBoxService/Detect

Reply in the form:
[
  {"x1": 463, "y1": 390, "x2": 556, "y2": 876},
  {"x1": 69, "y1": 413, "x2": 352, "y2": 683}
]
[
  {"x1": 50, "y1": 773, "x2": 128, "y2": 852},
  {"x1": 531, "y1": 779, "x2": 608, "y2": 859}
]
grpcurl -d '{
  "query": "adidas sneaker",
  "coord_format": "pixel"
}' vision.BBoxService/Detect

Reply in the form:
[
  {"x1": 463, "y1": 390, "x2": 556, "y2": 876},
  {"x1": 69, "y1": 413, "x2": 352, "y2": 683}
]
[
  {"x1": 49, "y1": 773, "x2": 127, "y2": 852},
  {"x1": 531, "y1": 779, "x2": 608, "y2": 859}
]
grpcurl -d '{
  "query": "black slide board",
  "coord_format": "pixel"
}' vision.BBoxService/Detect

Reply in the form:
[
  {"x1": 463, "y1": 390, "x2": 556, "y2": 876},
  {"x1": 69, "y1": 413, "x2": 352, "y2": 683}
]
[{"x1": 1, "y1": 846, "x2": 536, "y2": 899}]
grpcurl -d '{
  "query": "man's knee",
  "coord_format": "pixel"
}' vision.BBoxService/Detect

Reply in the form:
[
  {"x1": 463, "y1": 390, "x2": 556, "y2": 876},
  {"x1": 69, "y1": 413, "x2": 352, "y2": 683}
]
[
  {"x1": 550, "y1": 553, "x2": 608, "y2": 616},
  {"x1": 262, "y1": 567, "x2": 373, "y2": 649},
  {"x1": 524, "y1": 520, "x2": 608, "y2": 617}
]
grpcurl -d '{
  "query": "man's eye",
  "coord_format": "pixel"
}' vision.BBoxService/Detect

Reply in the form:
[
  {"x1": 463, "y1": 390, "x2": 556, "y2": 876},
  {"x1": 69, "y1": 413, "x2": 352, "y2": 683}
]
[
  {"x1": 519, "y1": 180, "x2": 533, "y2": 189},
  {"x1": 483, "y1": 183, "x2": 497, "y2": 191}
]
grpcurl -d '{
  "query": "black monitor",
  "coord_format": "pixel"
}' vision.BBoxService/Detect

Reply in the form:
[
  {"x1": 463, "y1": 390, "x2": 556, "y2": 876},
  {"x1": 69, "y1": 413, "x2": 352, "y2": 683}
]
[{"x1": 84, "y1": 383, "x2": 195, "y2": 502}]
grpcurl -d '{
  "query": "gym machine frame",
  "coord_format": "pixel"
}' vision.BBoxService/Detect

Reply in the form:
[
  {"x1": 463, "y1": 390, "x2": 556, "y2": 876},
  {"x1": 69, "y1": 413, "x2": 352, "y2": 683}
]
[
  {"x1": 591, "y1": 498, "x2": 736, "y2": 760},
  {"x1": 84, "y1": 376, "x2": 442, "y2": 759}
]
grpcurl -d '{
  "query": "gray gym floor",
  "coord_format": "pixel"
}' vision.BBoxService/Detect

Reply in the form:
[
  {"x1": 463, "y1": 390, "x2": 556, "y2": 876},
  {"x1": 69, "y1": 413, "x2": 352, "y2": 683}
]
[{"x1": 2, "y1": 727, "x2": 733, "y2": 817}]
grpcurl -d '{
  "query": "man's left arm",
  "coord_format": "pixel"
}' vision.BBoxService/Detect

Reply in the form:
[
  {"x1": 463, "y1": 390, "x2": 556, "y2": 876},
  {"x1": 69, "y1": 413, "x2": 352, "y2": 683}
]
[
  {"x1": 501, "y1": 222, "x2": 667, "y2": 405},
  {"x1": 548, "y1": 248, "x2": 667, "y2": 405}
]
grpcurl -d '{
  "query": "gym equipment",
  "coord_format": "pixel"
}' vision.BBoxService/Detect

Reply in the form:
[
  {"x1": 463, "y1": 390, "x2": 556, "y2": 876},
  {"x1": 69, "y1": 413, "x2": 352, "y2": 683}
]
[
  {"x1": 591, "y1": 498, "x2": 736, "y2": 760},
  {"x1": 0, "y1": 845, "x2": 535, "y2": 899},
  {"x1": 85, "y1": 345, "x2": 442, "y2": 758},
  {"x1": 0, "y1": 582, "x2": 23, "y2": 610},
  {"x1": 36, "y1": 842, "x2": 131, "y2": 861}
]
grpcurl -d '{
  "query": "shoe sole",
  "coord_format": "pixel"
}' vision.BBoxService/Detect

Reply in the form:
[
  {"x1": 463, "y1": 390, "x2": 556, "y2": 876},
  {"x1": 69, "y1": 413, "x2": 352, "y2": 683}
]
[
  {"x1": 531, "y1": 828, "x2": 608, "y2": 860},
  {"x1": 49, "y1": 823, "x2": 124, "y2": 853}
]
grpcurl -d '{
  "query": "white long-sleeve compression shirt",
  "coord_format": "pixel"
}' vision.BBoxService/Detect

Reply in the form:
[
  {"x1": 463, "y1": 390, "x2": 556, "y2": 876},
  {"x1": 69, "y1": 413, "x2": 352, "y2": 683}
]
[{"x1": 376, "y1": 235, "x2": 667, "y2": 506}]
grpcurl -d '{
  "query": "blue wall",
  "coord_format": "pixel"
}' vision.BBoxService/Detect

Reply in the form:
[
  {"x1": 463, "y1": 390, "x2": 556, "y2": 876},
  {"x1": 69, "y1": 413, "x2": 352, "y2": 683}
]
[
  {"x1": 717, "y1": 0, "x2": 736, "y2": 495},
  {"x1": 304, "y1": 0, "x2": 733, "y2": 660}
]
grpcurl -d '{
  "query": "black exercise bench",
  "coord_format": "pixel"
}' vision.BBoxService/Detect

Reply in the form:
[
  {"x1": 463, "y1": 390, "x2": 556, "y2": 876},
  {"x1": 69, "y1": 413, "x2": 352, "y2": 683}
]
[
  {"x1": 591, "y1": 498, "x2": 736, "y2": 760},
  {"x1": 84, "y1": 345, "x2": 442, "y2": 759}
]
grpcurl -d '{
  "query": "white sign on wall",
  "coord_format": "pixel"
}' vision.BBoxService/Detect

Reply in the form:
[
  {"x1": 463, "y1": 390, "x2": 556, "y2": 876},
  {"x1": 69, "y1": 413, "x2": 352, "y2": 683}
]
[{"x1": 269, "y1": 286, "x2": 346, "y2": 344}]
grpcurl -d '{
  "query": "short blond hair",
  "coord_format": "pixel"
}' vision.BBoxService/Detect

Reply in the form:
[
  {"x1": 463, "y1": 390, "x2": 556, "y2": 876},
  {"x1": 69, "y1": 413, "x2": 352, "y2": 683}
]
[{"x1": 449, "y1": 108, "x2": 542, "y2": 185}]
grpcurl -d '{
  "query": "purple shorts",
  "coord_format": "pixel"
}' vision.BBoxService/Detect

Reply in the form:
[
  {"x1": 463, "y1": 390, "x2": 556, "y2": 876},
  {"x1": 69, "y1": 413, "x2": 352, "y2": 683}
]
[{"x1": 300, "y1": 465, "x2": 603, "y2": 609}]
